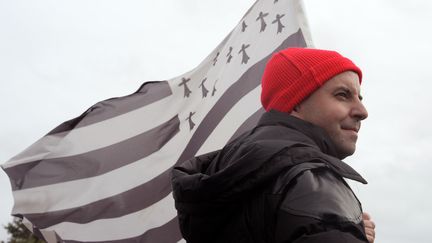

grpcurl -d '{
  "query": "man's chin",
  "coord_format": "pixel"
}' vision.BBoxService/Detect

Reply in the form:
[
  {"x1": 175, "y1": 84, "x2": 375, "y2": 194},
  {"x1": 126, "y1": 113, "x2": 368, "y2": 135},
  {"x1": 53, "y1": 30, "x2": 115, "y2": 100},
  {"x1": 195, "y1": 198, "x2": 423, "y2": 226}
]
[{"x1": 335, "y1": 146, "x2": 356, "y2": 160}]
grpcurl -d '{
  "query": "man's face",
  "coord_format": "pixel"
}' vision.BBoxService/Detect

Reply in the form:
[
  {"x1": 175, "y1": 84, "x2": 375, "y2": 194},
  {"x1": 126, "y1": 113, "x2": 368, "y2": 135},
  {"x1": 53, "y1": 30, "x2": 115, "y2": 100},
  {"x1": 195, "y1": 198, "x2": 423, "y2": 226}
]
[{"x1": 291, "y1": 71, "x2": 368, "y2": 159}]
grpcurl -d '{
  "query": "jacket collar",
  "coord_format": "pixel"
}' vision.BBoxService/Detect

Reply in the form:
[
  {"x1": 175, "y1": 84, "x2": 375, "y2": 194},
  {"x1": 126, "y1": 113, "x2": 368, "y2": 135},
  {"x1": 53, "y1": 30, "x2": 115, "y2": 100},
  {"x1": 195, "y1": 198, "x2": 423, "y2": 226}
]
[
  {"x1": 256, "y1": 110, "x2": 367, "y2": 184},
  {"x1": 257, "y1": 110, "x2": 339, "y2": 156}
]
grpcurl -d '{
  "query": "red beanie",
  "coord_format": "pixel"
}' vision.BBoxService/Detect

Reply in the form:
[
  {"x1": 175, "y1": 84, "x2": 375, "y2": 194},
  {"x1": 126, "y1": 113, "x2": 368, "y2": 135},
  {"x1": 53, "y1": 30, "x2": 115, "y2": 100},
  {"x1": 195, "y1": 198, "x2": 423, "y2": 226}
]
[{"x1": 261, "y1": 48, "x2": 362, "y2": 112}]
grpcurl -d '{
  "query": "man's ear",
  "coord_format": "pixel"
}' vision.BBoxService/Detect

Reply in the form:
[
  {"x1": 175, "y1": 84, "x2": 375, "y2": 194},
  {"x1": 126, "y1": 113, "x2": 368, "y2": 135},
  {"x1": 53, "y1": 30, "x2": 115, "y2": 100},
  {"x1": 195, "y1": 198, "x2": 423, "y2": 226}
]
[
  {"x1": 290, "y1": 105, "x2": 302, "y2": 118},
  {"x1": 292, "y1": 105, "x2": 299, "y2": 112}
]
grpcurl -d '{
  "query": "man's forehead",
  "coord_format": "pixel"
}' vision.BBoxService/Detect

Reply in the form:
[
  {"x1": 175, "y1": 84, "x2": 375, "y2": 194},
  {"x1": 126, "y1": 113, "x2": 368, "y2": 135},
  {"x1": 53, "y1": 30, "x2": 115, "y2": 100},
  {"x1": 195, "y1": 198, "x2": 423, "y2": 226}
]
[{"x1": 324, "y1": 71, "x2": 361, "y2": 91}]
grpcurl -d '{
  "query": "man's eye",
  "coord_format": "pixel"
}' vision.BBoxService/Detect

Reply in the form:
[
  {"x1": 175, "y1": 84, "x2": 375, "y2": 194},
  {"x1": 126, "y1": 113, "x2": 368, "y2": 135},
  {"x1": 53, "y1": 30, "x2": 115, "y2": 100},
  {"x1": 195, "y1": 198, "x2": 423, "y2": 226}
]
[{"x1": 336, "y1": 92, "x2": 348, "y2": 98}]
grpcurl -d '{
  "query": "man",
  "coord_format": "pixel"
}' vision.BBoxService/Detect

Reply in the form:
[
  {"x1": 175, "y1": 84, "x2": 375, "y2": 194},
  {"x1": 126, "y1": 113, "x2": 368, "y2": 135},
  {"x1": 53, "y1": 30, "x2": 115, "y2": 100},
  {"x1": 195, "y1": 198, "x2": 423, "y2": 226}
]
[{"x1": 172, "y1": 48, "x2": 376, "y2": 242}]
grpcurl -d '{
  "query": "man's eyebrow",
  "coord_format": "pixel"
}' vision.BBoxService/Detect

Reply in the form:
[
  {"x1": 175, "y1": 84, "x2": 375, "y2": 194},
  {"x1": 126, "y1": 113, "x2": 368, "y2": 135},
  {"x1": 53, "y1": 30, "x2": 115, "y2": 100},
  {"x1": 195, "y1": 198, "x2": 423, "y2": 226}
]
[{"x1": 334, "y1": 86, "x2": 363, "y2": 100}]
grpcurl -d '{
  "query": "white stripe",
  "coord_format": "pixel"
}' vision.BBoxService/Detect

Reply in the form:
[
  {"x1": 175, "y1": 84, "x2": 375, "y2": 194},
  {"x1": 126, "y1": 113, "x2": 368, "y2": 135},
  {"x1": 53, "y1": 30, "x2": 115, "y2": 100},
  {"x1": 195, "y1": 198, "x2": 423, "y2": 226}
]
[
  {"x1": 22, "y1": 217, "x2": 34, "y2": 233},
  {"x1": 197, "y1": 86, "x2": 262, "y2": 155},
  {"x1": 2, "y1": 132, "x2": 67, "y2": 169},
  {"x1": 48, "y1": 193, "x2": 176, "y2": 242},
  {"x1": 4, "y1": 95, "x2": 177, "y2": 168},
  {"x1": 40, "y1": 229, "x2": 58, "y2": 243}
]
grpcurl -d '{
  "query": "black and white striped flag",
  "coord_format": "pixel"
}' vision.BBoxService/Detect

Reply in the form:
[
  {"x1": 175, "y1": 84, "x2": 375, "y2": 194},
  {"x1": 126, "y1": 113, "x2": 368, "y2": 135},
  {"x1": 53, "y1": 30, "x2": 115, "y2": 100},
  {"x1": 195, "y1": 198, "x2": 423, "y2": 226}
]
[{"x1": 2, "y1": 0, "x2": 312, "y2": 242}]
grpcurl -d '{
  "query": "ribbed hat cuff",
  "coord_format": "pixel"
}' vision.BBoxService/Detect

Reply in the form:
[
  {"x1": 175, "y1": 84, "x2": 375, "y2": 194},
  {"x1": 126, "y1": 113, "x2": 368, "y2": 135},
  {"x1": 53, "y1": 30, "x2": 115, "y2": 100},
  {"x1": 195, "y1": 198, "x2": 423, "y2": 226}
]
[{"x1": 310, "y1": 56, "x2": 362, "y2": 84}]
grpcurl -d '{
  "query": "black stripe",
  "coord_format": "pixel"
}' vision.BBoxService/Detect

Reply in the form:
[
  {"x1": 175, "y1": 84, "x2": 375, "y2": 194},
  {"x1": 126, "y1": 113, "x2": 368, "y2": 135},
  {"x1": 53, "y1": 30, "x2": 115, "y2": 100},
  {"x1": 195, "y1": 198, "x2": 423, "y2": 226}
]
[
  {"x1": 64, "y1": 217, "x2": 182, "y2": 243},
  {"x1": 23, "y1": 169, "x2": 173, "y2": 228},
  {"x1": 47, "y1": 81, "x2": 172, "y2": 135},
  {"x1": 6, "y1": 115, "x2": 180, "y2": 190},
  {"x1": 20, "y1": 29, "x2": 306, "y2": 230}
]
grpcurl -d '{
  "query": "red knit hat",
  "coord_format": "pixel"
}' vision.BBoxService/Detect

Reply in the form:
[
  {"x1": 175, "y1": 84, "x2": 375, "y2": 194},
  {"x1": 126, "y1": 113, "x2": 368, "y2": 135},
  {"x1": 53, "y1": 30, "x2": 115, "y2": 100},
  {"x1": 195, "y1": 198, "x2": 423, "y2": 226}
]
[{"x1": 261, "y1": 48, "x2": 362, "y2": 112}]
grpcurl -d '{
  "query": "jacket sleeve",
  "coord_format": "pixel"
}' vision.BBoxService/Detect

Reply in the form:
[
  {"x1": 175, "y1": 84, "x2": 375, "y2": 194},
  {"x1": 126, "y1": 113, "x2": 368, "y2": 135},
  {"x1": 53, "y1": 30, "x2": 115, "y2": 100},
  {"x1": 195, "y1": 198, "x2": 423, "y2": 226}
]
[{"x1": 274, "y1": 167, "x2": 369, "y2": 243}]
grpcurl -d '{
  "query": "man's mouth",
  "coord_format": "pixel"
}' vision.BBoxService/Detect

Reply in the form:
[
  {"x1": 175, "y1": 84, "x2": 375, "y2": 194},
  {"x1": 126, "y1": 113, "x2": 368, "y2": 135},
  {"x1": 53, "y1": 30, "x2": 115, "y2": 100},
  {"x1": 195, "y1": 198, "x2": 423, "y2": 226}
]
[{"x1": 341, "y1": 126, "x2": 359, "y2": 133}]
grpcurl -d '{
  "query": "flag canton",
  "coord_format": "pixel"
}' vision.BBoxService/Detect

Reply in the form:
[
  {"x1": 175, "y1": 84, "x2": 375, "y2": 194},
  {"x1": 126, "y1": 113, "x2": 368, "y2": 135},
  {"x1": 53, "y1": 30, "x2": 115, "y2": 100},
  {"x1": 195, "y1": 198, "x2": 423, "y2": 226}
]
[{"x1": 170, "y1": 0, "x2": 302, "y2": 133}]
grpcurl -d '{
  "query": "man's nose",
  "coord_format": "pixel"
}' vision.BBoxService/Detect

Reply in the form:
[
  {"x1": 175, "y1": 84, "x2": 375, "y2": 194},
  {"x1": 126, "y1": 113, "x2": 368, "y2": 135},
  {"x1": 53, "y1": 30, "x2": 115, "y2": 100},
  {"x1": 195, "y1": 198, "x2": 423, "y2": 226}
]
[{"x1": 351, "y1": 100, "x2": 368, "y2": 121}]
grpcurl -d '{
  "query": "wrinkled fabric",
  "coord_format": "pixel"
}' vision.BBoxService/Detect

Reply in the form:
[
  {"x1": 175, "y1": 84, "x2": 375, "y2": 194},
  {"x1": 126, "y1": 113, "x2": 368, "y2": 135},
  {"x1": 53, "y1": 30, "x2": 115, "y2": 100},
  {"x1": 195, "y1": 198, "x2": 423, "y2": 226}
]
[{"x1": 172, "y1": 110, "x2": 369, "y2": 243}]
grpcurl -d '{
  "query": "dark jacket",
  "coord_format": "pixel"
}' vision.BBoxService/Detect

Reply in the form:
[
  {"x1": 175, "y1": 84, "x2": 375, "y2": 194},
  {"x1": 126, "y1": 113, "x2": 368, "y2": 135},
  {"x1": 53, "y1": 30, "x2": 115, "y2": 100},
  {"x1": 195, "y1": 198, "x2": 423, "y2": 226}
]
[{"x1": 172, "y1": 110, "x2": 369, "y2": 243}]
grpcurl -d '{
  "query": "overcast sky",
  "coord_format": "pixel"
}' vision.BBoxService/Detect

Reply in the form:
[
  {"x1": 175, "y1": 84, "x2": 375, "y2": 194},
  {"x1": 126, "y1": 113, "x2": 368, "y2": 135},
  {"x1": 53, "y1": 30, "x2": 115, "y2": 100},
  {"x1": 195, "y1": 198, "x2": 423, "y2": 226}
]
[{"x1": 1, "y1": 0, "x2": 431, "y2": 242}]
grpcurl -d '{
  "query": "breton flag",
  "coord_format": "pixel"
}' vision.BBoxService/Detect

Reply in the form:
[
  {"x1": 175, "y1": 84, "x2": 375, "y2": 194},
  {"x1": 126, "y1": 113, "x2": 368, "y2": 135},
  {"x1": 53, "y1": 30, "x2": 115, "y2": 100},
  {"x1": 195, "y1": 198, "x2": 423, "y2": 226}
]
[{"x1": 2, "y1": 0, "x2": 313, "y2": 242}]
